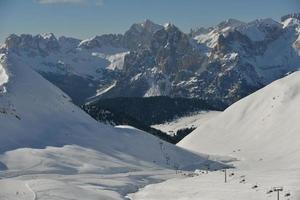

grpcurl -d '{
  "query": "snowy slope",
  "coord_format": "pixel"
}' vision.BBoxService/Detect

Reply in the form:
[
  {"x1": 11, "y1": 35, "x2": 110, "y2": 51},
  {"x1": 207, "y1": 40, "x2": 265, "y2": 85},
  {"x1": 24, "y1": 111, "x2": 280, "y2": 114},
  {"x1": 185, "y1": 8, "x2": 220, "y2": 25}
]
[
  {"x1": 194, "y1": 18, "x2": 245, "y2": 49},
  {"x1": 1, "y1": 33, "x2": 128, "y2": 104},
  {"x1": 237, "y1": 18, "x2": 282, "y2": 42},
  {"x1": 179, "y1": 71, "x2": 300, "y2": 169},
  {"x1": 0, "y1": 62, "x2": 8, "y2": 86},
  {"x1": 0, "y1": 52, "x2": 219, "y2": 168},
  {"x1": 176, "y1": 71, "x2": 300, "y2": 199},
  {"x1": 129, "y1": 168, "x2": 300, "y2": 200},
  {"x1": 130, "y1": 71, "x2": 300, "y2": 200},
  {"x1": 0, "y1": 53, "x2": 224, "y2": 199}
]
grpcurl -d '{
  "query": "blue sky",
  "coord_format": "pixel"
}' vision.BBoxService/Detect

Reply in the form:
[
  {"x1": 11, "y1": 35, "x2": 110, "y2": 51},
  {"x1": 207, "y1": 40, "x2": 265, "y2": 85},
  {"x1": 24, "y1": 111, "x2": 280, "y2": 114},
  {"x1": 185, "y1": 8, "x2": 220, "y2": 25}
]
[{"x1": 0, "y1": 0, "x2": 299, "y2": 43}]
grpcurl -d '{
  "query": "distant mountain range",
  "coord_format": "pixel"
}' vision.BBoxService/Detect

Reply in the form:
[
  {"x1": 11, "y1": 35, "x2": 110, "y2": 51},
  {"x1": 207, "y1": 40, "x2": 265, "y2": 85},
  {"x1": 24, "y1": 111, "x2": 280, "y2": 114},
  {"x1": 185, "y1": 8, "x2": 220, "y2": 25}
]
[{"x1": 1, "y1": 13, "x2": 300, "y2": 107}]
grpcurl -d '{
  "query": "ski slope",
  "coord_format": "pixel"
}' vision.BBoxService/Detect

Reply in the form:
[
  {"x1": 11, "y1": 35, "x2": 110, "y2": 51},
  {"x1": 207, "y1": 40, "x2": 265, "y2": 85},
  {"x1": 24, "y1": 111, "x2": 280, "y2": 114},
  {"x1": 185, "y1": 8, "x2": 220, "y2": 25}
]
[
  {"x1": 0, "y1": 53, "x2": 224, "y2": 200},
  {"x1": 130, "y1": 71, "x2": 300, "y2": 200},
  {"x1": 179, "y1": 71, "x2": 300, "y2": 170}
]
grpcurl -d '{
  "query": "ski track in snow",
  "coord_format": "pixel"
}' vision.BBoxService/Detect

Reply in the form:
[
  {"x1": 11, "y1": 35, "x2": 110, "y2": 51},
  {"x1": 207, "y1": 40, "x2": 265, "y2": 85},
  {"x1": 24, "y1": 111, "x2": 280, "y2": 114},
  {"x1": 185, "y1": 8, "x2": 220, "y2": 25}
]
[{"x1": 25, "y1": 183, "x2": 37, "y2": 200}]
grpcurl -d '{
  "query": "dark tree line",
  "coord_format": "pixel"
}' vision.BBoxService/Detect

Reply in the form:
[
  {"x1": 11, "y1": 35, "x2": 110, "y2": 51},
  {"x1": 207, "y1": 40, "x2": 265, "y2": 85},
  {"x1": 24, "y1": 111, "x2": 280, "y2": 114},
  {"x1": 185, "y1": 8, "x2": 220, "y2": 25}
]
[{"x1": 83, "y1": 96, "x2": 221, "y2": 143}]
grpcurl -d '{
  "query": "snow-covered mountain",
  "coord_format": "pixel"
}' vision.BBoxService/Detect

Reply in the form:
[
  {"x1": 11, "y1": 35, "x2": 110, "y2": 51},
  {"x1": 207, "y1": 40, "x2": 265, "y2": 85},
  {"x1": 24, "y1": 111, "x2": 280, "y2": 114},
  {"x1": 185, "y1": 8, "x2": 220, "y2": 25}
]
[
  {"x1": 2, "y1": 34, "x2": 127, "y2": 103},
  {"x1": 1, "y1": 13, "x2": 300, "y2": 200},
  {"x1": 1, "y1": 14, "x2": 300, "y2": 107},
  {"x1": 110, "y1": 15, "x2": 300, "y2": 106},
  {"x1": 0, "y1": 33, "x2": 127, "y2": 104},
  {"x1": 0, "y1": 51, "x2": 217, "y2": 168},
  {"x1": 128, "y1": 70, "x2": 300, "y2": 200},
  {"x1": 173, "y1": 71, "x2": 300, "y2": 199},
  {"x1": 123, "y1": 19, "x2": 164, "y2": 50},
  {"x1": 0, "y1": 52, "x2": 225, "y2": 199},
  {"x1": 179, "y1": 70, "x2": 300, "y2": 169},
  {"x1": 0, "y1": 20, "x2": 165, "y2": 105}
]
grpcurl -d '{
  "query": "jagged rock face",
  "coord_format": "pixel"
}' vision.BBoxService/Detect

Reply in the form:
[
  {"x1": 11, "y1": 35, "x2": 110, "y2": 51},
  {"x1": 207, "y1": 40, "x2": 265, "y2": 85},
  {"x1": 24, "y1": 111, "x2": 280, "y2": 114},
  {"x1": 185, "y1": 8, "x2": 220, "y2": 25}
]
[
  {"x1": 2, "y1": 15, "x2": 300, "y2": 107},
  {"x1": 281, "y1": 13, "x2": 300, "y2": 22},
  {"x1": 103, "y1": 15, "x2": 300, "y2": 106},
  {"x1": 1, "y1": 33, "x2": 125, "y2": 104},
  {"x1": 110, "y1": 24, "x2": 209, "y2": 101},
  {"x1": 151, "y1": 24, "x2": 206, "y2": 74},
  {"x1": 78, "y1": 34, "x2": 124, "y2": 49},
  {"x1": 78, "y1": 19, "x2": 163, "y2": 51},
  {"x1": 58, "y1": 36, "x2": 81, "y2": 51},
  {"x1": 108, "y1": 25, "x2": 260, "y2": 104},
  {"x1": 190, "y1": 19, "x2": 245, "y2": 38},
  {"x1": 236, "y1": 18, "x2": 283, "y2": 42},
  {"x1": 124, "y1": 19, "x2": 164, "y2": 50},
  {"x1": 124, "y1": 24, "x2": 207, "y2": 76},
  {"x1": 5, "y1": 33, "x2": 60, "y2": 56},
  {"x1": 214, "y1": 30, "x2": 254, "y2": 54},
  {"x1": 4, "y1": 34, "x2": 21, "y2": 50}
]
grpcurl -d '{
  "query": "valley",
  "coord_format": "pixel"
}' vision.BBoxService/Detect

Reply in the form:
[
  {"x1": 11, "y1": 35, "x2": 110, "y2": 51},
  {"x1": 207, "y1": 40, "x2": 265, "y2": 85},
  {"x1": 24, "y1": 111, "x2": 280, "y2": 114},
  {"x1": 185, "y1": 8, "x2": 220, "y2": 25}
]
[{"x1": 0, "y1": 7, "x2": 300, "y2": 200}]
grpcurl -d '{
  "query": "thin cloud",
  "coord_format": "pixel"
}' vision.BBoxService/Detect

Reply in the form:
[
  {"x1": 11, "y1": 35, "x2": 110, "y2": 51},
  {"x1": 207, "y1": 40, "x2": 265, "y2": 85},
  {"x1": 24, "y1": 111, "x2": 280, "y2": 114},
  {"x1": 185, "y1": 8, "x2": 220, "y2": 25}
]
[
  {"x1": 95, "y1": 0, "x2": 103, "y2": 6},
  {"x1": 37, "y1": 0, "x2": 104, "y2": 6}
]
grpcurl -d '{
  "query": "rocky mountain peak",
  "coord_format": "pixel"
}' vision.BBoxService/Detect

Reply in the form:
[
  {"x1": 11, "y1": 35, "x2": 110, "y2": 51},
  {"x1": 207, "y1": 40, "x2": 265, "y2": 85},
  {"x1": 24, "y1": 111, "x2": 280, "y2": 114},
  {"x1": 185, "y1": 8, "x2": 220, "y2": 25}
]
[
  {"x1": 126, "y1": 19, "x2": 163, "y2": 35},
  {"x1": 281, "y1": 13, "x2": 300, "y2": 22},
  {"x1": 58, "y1": 36, "x2": 81, "y2": 52},
  {"x1": 4, "y1": 34, "x2": 21, "y2": 50},
  {"x1": 124, "y1": 20, "x2": 163, "y2": 50},
  {"x1": 36, "y1": 33, "x2": 60, "y2": 52},
  {"x1": 78, "y1": 34, "x2": 124, "y2": 50},
  {"x1": 281, "y1": 13, "x2": 300, "y2": 28},
  {"x1": 140, "y1": 19, "x2": 164, "y2": 34},
  {"x1": 217, "y1": 18, "x2": 245, "y2": 30},
  {"x1": 152, "y1": 23, "x2": 186, "y2": 50},
  {"x1": 4, "y1": 33, "x2": 60, "y2": 55},
  {"x1": 163, "y1": 22, "x2": 180, "y2": 32},
  {"x1": 235, "y1": 18, "x2": 282, "y2": 42},
  {"x1": 3, "y1": 15, "x2": 300, "y2": 108},
  {"x1": 38, "y1": 33, "x2": 57, "y2": 41}
]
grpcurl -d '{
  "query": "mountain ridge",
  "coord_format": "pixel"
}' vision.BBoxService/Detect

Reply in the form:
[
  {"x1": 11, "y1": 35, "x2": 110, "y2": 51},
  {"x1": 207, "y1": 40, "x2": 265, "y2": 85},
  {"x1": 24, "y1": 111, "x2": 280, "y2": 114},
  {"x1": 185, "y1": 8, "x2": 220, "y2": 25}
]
[{"x1": 1, "y1": 14, "x2": 300, "y2": 107}]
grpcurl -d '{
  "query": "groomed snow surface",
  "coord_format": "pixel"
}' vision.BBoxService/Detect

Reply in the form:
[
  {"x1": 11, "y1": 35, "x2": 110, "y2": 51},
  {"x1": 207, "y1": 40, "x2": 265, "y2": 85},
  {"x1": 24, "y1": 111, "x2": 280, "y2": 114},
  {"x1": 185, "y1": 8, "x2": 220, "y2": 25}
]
[
  {"x1": 129, "y1": 72, "x2": 300, "y2": 200},
  {"x1": 0, "y1": 54, "x2": 224, "y2": 199}
]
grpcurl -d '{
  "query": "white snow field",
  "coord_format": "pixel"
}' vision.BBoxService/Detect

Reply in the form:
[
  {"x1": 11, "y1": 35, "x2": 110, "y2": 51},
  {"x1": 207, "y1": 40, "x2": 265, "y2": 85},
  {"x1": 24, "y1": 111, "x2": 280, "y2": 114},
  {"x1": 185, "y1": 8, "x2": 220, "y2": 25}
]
[
  {"x1": 0, "y1": 59, "x2": 8, "y2": 93},
  {"x1": 130, "y1": 72, "x2": 300, "y2": 200},
  {"x1": 0, "y1": 53, "x2": 224, "y2": 199},
  {"x1": 152, "y1": 111, "x2": 220, "y2": 136}
]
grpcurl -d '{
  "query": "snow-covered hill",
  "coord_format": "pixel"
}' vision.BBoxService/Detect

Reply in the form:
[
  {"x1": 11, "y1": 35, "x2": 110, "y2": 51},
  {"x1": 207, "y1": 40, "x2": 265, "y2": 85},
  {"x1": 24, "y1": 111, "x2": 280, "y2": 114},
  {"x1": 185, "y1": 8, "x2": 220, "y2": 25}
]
[
  {"x1": 0, "y1": 52, "x2": 217, "y2": 167},
  {"x1": 0, "y1": 53, "x2": 223, "y2": 199},
  {"x1": 129, "y1": 70, "x2": 300, "y2": 200},
  {"x1": 179, "y1": 71, "x2": 300, "y2": 169},
  {"x1": 175, "y1": 71, "x2": 300, "y2": 199}
]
